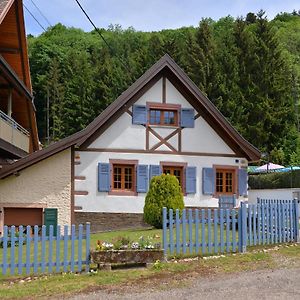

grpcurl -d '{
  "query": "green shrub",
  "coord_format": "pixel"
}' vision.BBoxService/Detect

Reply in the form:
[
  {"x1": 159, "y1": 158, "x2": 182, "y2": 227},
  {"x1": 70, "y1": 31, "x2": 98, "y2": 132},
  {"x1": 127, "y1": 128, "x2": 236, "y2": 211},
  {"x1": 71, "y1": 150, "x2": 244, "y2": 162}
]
[
  {"x1": 143, "y1": 174, "x2": 184, "y2": 229},
  {"x1": 249, "y1": 169, "x2": 300, "y2": 189}
]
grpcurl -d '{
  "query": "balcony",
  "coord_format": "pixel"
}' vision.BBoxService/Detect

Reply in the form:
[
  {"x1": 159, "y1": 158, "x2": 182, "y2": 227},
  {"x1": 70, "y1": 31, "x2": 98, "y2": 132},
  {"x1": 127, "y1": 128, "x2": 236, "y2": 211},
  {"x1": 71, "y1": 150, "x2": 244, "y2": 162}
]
[{"x1": 0, "y1": 110, "x2": 29, "y2": 153}]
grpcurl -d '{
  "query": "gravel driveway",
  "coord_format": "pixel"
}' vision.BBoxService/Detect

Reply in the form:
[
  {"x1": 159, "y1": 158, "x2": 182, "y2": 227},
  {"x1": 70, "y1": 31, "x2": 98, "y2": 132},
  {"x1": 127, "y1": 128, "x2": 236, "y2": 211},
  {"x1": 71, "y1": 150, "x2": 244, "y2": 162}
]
[{"x1": 71, "y1": 267, "x2": 300, "y2": 300}]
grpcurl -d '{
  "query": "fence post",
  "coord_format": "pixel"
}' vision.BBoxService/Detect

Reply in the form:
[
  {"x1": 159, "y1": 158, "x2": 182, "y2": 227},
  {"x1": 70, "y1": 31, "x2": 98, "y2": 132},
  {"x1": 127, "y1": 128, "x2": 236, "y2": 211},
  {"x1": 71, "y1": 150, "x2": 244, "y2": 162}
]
[
  {"x1": 162, "y1": 207, "x2": 168, "y2": 260},
  {"x1": 238, "y1": 202, "x2": 247, "y2": 253},
  {"x1": 85, "y1": 222, "x2": 90, "y2": 273},
  {"x1": 294, "y1": 199, "x2": 300, "y2": 243}
]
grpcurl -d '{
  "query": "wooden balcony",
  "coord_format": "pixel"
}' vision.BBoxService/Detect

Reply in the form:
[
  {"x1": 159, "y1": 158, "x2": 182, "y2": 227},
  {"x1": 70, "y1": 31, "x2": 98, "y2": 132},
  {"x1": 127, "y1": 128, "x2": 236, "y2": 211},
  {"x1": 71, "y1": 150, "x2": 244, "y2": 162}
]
[{"x1": 0, "y1": 110, "x2": 29, "y2": 153}]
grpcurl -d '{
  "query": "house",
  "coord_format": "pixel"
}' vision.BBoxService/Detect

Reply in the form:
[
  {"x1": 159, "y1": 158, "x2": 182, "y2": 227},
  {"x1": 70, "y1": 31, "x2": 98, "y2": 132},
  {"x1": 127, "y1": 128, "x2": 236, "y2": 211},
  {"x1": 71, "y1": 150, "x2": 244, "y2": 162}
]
[
  {"x1": 0, "y1": 0, "x2": 39, "y2": 163},
  {"x1": 0, "y1": 54, "x2": 260, "y2": 233},
  {"x1": 72, "y1": 54, "x2": 261, "y2": 232}
]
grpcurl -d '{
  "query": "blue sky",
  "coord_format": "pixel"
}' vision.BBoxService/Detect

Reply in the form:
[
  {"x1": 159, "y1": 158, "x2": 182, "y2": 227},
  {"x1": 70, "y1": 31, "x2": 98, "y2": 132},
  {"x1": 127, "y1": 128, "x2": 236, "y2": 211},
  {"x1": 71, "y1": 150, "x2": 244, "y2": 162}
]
[{"x1": 23, "y1": 0, "x2": 299, "y2": 35}]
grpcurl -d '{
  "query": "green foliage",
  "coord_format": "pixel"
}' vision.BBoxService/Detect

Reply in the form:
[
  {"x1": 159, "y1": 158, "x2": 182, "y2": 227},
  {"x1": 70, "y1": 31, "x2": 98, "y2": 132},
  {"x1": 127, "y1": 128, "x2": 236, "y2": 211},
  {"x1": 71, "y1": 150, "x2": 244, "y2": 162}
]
[
  {"x1": 248, "y1": 170, "x2": 300, "y2": 189},
  {"x1": 143, "y1": 174, "x2": 184, "y2": 229},
  {"x1": 28, "y1": 12, "x2": 300, "y2": 164}
]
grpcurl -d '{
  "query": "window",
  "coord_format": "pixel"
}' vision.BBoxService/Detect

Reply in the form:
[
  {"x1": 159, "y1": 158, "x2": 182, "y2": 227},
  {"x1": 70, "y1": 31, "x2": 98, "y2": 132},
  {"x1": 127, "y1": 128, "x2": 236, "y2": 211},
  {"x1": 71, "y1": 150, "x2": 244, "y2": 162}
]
[
  {"x1": 215, "y1": 169, "x2": 235, "y2": 195},
  {"x1": 149, "y1": 108, "x2": 178, "y2": 126},
  {"x1": 112, "y1": 164, "x2": 135, "y2": 192},
  {"x1": 162, "y1": 166, "x2": 183, "y2": 188}
]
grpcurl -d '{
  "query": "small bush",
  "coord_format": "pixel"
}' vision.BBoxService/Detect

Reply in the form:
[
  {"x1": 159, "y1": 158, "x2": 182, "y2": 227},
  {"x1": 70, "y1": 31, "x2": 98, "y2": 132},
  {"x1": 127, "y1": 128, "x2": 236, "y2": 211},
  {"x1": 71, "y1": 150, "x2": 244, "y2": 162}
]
[{"x1": 143, "y1": 174, "x2": 184, "y2": 229}]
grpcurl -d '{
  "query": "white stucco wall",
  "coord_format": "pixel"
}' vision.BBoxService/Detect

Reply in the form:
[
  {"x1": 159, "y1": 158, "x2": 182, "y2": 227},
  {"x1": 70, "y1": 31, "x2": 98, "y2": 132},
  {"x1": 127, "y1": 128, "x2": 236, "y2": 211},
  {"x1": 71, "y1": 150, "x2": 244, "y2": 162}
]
[
  {"x1": 75, "y1": 76, "x2": 248, "y2": 213},
  {"x1": 0, "y1": 149, "x2": 72, "y2": 227},
  {"x1": 75, "y1": 151, "x2": 246, "y2": 213},
  {"x1": 248, "y1": 188, "x2": 300, "y2": 203}
]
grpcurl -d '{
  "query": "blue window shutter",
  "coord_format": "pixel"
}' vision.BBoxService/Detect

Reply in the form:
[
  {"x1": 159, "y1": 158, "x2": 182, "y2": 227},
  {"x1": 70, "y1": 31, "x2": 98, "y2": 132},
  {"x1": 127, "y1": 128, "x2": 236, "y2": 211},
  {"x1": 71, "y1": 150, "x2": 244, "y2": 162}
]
[
  {"x1": 132, "y1": 105, "x2": 147, "y2": 125},
  {"x1": 186, "y1": 166, "x2": 197, "y2": 194},
  {"x1": 98, "y1": 163, "x2": 110, "y2": 192},
  {"x1": 180, "y1": 108, "x2": 195, "y2": 128},
  {"x1": 149, "y1": 165, "x2": 161, "y2": 181},
  {"x1": 238, "y1": 168, "x2": 248, "y2": 196},
  {"x1": 137, "y1": 165, "x2": 149, "y2": 193},
  {"x1": 202, "y1": 167, "x2": 215, "y2": 195}
]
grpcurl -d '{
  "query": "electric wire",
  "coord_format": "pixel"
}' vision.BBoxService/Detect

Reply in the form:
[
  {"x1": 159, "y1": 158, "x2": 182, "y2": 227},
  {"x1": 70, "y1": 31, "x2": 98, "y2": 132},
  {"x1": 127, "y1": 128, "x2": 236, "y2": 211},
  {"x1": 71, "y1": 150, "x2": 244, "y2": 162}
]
[
  {"x1": 74, "y1": 0, "x2": 131, "y2": 73},
  {"x1": 28, "y1": 0, "x2": 52, "y2": 27},
  {"x1": 23, "y1": 3, "x2": 46, "y2": 32}
]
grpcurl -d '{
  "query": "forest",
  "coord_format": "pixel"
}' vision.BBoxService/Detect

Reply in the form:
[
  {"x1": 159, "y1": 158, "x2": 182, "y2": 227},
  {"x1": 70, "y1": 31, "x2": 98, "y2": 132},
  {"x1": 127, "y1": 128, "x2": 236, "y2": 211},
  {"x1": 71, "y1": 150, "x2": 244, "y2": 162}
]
[{"x1": 27, "y1": 10, "x2": 300, "y2": 165}]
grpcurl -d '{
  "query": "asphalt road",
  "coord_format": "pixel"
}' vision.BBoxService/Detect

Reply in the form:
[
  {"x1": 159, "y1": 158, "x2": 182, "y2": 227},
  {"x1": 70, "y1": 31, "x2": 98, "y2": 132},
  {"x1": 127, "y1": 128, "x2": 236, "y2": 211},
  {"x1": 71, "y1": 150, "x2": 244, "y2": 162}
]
[{"x1": 71, "y1": 267, "x2": 300, "y2": 300}]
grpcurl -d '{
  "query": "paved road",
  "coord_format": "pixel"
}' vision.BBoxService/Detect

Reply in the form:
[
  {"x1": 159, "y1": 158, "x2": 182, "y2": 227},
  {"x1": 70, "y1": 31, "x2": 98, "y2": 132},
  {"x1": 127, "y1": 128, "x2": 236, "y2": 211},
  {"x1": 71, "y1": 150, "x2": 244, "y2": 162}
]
[{"x1": 71, "y1": 267, "x2": 300, "y2": 300}]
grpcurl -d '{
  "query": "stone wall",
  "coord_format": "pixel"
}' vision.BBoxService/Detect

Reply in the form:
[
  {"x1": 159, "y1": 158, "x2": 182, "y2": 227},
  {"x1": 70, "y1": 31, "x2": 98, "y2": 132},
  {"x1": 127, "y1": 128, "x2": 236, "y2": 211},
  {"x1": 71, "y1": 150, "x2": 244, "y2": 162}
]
[{"x1": 74, "y1": 212, "x2": 151, "y2": 233}]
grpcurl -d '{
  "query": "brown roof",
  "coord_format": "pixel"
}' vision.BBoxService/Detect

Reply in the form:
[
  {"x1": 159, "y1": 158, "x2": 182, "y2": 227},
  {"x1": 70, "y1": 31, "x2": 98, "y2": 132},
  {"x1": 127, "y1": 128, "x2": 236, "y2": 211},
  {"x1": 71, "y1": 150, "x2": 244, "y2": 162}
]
[
  {"x1": 0, "y1": 0, "x2": 13, "y2": 24},
  {"x1": 77, "y1": 54, "x2": 261, "y2": 161},
  {"x1": 0, "y1": 54, "x2": 261, "y2": 179}
]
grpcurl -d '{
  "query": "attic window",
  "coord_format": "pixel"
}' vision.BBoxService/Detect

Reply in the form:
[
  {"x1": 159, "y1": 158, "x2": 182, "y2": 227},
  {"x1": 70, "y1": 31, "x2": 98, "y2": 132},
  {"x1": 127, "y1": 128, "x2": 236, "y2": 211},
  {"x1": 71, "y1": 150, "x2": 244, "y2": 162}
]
[
  {"x1": 149, "y1": 109, "x2": 177, "y2": 126},
  {"x1": 147, "y1": 103, "x2": 180, "y2": 127}
]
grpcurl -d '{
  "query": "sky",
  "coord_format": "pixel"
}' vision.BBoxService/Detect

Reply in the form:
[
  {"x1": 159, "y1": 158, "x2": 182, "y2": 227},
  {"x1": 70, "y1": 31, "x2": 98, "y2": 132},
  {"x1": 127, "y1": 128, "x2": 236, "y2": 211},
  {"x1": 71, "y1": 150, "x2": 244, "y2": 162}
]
[{"x1": 23, "y1": 0, "x2": 299, "y2": 36}]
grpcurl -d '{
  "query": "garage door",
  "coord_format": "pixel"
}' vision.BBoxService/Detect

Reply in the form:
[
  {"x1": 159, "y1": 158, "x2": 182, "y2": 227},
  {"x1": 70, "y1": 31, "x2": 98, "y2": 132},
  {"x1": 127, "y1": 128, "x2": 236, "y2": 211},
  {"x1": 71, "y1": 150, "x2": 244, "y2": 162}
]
[{"x1": 4, "y1": 208, "x2": 43, "y2": 226}]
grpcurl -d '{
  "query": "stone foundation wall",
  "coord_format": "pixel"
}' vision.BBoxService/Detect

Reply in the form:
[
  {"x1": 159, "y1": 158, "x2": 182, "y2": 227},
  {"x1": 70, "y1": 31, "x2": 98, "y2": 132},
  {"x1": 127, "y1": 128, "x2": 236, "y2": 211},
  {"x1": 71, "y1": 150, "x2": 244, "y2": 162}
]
[{"x1": 74, "y1": 212, "x2": 151, "y2": 233}]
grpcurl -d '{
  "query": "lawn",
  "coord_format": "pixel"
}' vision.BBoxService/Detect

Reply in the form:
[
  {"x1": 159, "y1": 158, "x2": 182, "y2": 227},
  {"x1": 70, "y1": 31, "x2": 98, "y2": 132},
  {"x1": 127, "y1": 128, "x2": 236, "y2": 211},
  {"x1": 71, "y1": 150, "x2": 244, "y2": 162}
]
[
  {"x1": 0, "y1": 243, "x2": 299, "y2": 299},
  {"x1": 0, "y1": 224, "x2": 239, "y2": 276}
]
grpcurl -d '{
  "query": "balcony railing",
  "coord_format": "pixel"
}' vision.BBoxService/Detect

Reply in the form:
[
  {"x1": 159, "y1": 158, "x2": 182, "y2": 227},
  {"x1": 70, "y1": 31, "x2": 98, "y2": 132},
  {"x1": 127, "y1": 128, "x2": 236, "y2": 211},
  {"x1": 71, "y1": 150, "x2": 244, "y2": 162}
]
[{"x1": 0, "y1": 110, "x2": 30, "y2": 153}]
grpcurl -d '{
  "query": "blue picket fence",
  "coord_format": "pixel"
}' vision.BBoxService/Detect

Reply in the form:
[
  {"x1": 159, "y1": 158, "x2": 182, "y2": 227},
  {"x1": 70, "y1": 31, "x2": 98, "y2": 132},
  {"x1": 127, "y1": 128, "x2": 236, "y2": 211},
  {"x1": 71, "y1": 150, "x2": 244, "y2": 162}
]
[
  {"x1": 162, "y1": 207, "x2": 239, "y2": 256},
  {"x1": 0, "y1": 223, "x2": 90, "y2": 276},
  {"x1": 163, "y1": 199, "x2": 300, "y2": 257},
  {"x1": 248, "y1": 199, "x2": 300, "y2": 246}
]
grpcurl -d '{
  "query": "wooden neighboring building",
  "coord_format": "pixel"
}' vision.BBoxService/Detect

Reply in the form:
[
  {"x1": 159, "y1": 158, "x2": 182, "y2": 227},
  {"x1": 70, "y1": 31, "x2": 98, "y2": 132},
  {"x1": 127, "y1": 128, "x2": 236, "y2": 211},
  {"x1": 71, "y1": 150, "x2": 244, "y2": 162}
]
[{"x1": 0, "y1": 0, "x2": 39, "y2": 162}]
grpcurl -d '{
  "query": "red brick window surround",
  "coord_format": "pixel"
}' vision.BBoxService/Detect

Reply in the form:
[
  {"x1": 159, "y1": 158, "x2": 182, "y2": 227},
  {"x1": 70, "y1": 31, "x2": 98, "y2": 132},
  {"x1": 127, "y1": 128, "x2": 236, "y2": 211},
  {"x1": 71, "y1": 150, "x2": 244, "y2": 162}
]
[
  {"x1": 109, "y1": 159, "x2": 138, "y2": 196},
  {"x1": 147, "y1": 102, "x2": 181, "y2": 127}
]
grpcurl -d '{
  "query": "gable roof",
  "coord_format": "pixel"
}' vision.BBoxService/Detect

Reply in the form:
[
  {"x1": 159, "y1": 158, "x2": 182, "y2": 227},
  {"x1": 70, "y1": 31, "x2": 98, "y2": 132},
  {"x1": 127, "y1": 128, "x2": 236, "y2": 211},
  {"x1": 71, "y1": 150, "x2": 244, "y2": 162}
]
[
  {"x1": 0, "y1": 0, "x2": 13, "y2": 24},
  {"x1": 77, "y1": 54, "x2": 261, "y2": 161},
  {"x1": 0, "y1": 54, "x2": 261, "y2": 180}
]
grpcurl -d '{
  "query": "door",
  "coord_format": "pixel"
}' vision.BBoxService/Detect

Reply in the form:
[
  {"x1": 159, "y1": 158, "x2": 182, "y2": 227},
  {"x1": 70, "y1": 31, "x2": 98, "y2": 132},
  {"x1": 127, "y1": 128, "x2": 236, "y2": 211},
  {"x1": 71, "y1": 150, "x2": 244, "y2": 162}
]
[{"x1": 44, "y1": 208, "x2": 58, "y2": 236}]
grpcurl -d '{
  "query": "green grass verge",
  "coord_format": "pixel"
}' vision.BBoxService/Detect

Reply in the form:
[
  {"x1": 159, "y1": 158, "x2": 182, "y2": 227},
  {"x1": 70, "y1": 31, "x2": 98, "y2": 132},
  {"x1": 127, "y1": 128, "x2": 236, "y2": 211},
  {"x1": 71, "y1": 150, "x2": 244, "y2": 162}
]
[{"x1": 1, "y1": 244, "x2": 298, "y2": 299}]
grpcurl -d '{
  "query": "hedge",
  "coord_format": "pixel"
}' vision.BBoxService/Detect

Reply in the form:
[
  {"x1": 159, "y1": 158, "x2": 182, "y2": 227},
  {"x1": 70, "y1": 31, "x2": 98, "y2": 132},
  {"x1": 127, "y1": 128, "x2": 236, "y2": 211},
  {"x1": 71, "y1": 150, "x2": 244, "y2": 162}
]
[{"x1": 248, "y1": 170, "x2": 300, "y2": 189}]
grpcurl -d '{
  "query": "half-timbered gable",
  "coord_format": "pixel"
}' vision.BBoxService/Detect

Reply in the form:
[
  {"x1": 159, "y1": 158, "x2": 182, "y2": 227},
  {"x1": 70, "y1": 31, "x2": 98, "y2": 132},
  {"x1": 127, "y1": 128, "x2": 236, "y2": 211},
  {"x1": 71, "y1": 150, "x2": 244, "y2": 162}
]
[{"x1": 73, "y1": 54, "x2": 260, "y2": 229}]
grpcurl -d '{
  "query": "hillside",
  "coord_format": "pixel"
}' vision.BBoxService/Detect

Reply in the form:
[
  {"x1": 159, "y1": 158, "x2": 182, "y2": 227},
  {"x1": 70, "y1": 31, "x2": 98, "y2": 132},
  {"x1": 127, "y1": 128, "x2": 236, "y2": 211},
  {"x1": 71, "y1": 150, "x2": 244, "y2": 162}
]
[{"x1": 28, "y1": 11, "x2": 300, "y2": 165}]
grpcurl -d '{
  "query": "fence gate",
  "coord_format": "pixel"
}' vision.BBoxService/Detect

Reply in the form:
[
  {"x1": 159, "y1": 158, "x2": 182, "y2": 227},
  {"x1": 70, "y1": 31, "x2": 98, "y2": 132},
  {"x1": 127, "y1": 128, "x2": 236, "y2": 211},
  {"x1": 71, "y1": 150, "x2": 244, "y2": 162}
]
[{"x1": 0, "y1": 223, "x2": 90, "y2": 276}]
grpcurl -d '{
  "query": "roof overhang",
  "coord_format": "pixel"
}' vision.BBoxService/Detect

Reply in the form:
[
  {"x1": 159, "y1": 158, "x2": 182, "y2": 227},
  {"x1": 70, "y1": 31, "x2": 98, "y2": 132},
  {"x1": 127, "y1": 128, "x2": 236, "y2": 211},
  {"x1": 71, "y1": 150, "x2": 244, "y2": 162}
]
[{"x1": 0, "y1": 54, "x2": 32, "y2": 100}]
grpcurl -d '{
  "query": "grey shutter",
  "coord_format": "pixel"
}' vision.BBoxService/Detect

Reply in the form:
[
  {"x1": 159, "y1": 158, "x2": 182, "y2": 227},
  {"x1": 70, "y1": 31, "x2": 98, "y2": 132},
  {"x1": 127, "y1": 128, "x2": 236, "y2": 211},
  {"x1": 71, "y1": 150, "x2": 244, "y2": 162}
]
[
  {"x1": 238, "y1": 168, "x2": 248, "y2": 196},
  {"x1": 137, "y1": 165, "x2": 149, "y2": 193},
  {"x1": 180, "y1": 108, "x2": 195, "y2": 128},
  {"x1": 186, "y1": 166, "x2": 197, "y2": 194},
  {"x1": 98, "y1": 163, "x2": 110, "y2": 192},
  {"x1": 132, "y1": 105, "x2": 147, "y2": 125},
  {"x1": 202, "y1": 167, "x2": 215, "y2": 195},
  {"x1": 149, "y1": 165, "x2": 161, "y2": 181}
]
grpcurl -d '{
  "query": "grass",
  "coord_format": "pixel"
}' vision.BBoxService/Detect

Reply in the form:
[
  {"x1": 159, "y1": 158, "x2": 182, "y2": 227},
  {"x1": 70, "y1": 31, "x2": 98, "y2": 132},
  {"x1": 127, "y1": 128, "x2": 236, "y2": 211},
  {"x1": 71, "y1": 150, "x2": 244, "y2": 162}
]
[{"x1": 0, "y1": 243, "x2": 299, "y2": 299}]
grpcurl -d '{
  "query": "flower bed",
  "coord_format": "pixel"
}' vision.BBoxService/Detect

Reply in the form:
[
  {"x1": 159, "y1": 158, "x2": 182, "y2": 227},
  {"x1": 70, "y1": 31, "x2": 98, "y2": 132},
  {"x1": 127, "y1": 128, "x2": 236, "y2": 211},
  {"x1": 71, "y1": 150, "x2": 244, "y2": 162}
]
[{"x1": 91, "y1": 235, "x2": 163, "y2": 267}]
